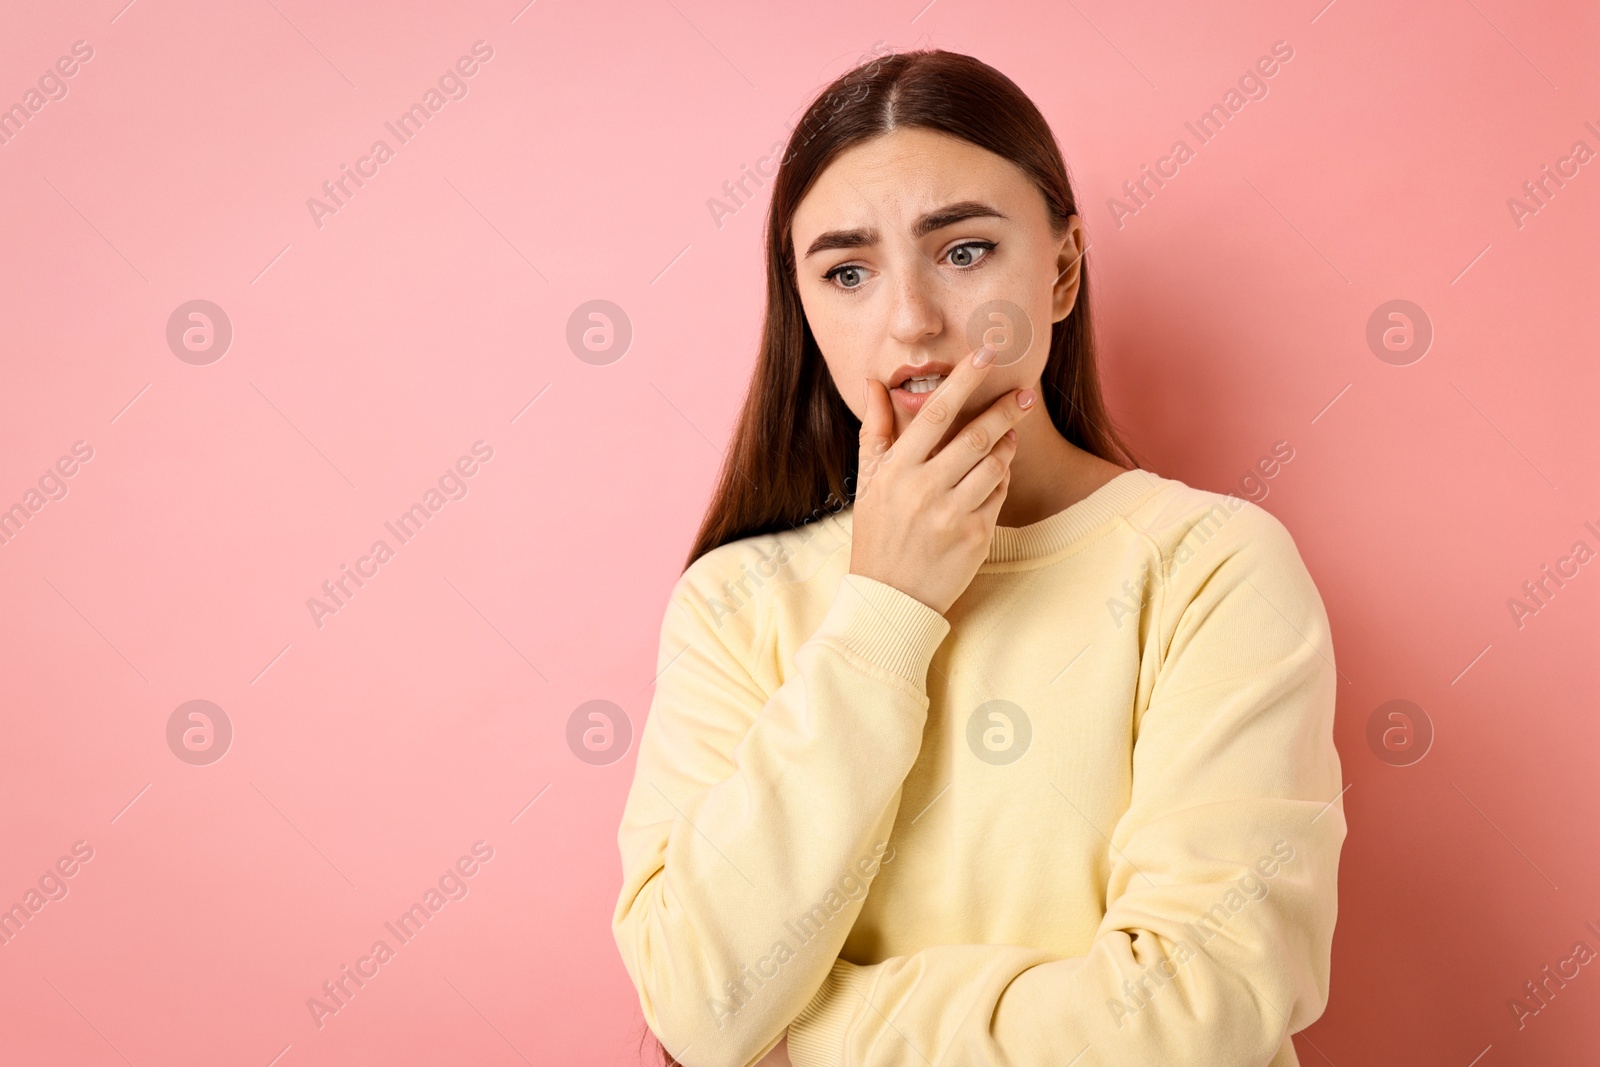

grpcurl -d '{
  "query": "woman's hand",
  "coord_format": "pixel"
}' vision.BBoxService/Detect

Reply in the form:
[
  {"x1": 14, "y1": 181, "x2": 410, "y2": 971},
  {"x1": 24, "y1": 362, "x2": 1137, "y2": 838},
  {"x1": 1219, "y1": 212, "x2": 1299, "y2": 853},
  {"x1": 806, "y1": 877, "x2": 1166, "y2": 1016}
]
[
  {"x1": 850, "y1": 343, "x2": 1037, "y2": 615},
  {"x1": 753, "y1": 1033, "x2": 793, "y2": 1066}
]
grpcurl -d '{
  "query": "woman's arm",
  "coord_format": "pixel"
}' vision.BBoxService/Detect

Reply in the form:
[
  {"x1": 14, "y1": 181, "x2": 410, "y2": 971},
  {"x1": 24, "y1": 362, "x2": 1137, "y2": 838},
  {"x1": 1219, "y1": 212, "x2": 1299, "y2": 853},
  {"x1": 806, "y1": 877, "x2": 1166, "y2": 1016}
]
[
  {"x1": 616, "y1": 346, "x2": 1029, "y2": 1066},
  {"x1": 613, "y1": 562, "x2": 950, "y2": 1067},
  {"x1": 784, "y1": 505, "x2": 1347, "y2": 1066}
]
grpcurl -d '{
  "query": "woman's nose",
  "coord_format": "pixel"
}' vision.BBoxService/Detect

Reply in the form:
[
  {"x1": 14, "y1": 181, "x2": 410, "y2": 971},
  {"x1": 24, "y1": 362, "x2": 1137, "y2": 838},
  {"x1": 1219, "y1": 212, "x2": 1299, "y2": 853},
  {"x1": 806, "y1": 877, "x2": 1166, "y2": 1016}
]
[{"x1": 885, "y1": 256, "x2": 945, "y2": 339}]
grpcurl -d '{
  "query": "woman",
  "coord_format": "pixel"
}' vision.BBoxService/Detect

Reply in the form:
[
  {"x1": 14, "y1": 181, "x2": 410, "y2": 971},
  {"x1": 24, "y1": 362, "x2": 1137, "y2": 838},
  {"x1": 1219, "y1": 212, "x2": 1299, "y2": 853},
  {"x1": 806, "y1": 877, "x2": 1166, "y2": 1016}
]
[{"x1": 612, "y1": 48, "x2": 1345, "y2": 1067}]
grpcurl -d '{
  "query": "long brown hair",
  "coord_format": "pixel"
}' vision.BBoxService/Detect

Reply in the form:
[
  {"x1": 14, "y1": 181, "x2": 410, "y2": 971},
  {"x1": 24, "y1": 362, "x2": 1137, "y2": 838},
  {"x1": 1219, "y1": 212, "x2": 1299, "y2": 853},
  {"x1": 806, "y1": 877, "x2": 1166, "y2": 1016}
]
[
  {"x1": 679, "y1": 46, "x2": 1140, "y2": 578},
  {"x1": 644, "y1": 46, "x2": 1140, "y2": 1064}
]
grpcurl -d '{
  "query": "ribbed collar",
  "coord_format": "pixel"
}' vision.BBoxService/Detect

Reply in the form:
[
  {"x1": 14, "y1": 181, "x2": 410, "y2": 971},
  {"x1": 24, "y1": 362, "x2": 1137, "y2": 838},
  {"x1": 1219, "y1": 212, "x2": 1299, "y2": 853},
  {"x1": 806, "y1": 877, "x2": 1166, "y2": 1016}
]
[{"x1": 832, "y1": 467, "x2": 1163, "y2": 567}]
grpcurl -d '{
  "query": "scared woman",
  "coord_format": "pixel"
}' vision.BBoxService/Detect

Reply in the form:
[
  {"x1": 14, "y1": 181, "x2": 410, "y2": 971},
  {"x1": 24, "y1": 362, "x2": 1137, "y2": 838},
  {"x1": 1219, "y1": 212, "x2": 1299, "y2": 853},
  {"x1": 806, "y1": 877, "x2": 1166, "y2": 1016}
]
[{"x1": 612, "y1": 47, "x2": 1345, "y2": 1067}]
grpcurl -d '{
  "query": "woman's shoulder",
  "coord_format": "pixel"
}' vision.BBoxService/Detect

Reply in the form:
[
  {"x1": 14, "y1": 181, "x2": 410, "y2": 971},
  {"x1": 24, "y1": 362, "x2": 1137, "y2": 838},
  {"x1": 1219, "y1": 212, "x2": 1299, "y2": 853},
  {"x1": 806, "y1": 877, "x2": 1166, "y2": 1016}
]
[
  {"x1": 1116, "y1": 470, "x2": 1323, "y2": 626},
  {"x1": 1123, "y1": 469, "x2": 1306, "y2": 562},
  {"x1": 1120, "y1": 471, "x2": 1328, "y2": 647},
  {"x1": 667, "y1": 510, "x2": 854, "y2": 650},
  {"x1": 1124, "y1": 473, "x2": 1335, "y2": 711}
]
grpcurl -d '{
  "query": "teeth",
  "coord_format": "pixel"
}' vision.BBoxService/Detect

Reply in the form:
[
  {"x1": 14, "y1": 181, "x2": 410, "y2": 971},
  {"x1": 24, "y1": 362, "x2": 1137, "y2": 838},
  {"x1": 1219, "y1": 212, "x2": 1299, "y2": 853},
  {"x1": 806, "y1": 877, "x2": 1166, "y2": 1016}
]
[{"x1": 902, "y1": 375, "x2": 945, "y2": 394}]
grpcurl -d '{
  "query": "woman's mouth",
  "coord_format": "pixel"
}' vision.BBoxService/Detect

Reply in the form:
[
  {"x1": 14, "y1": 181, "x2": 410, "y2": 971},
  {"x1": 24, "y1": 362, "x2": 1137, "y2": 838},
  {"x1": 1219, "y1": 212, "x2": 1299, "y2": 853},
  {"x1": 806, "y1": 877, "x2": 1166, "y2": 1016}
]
[
  {"x1": 886, "y1": 361, "x2": 956, "y2": 414},
  {"x1": 891, "y1": 374, "x2": 947, "y2": 413}
]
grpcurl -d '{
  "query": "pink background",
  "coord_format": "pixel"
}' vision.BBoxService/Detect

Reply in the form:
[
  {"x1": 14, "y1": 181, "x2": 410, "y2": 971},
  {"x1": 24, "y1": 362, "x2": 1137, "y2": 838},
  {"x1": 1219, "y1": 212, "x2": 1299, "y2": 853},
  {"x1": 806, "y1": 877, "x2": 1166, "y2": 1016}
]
[{"x1": 1, "y1": 0, "x2": 1595, "y2": 1063}]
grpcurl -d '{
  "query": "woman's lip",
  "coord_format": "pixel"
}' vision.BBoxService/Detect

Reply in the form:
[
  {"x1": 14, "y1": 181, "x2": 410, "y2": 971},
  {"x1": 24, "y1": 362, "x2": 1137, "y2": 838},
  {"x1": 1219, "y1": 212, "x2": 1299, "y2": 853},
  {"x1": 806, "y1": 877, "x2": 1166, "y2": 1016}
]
[
  {"x1": 890, "y1": 384, "x2": 936, "y2": 414},
  {"x1": 888, "y1": 361, "x2": 956, "y2": 389}
]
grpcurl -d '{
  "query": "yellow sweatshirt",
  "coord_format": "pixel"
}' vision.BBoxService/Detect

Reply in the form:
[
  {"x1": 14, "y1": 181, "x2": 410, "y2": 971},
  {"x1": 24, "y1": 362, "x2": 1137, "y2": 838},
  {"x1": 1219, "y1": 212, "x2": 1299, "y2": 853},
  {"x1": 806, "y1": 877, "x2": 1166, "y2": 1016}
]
[{"x1": 612, "y1": 468, "x2": 1346, "y2": 1067}]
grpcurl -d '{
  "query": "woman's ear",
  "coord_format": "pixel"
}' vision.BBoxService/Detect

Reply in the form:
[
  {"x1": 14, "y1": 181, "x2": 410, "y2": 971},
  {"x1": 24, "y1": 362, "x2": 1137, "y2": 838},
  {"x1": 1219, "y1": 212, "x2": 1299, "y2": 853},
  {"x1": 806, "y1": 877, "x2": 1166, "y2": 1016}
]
[{"x1": 1051, "y1": 215, "x2": 1087, "y2": 324}]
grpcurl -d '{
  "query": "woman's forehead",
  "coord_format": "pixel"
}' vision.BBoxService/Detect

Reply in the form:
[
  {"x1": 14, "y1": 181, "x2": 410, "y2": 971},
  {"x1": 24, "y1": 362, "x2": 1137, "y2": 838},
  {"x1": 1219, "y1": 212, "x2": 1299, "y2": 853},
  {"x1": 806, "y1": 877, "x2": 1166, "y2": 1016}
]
[{"x1": 795, "y1": 140, "x2": 1034, "y2": 241}]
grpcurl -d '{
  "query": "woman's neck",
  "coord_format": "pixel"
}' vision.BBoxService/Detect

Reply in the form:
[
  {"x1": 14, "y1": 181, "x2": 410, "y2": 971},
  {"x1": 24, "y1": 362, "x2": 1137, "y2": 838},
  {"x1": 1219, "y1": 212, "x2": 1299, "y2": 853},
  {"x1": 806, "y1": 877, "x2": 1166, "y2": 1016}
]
[{"x1": 995, "y1": 398, "x2": 1129, "y2": 528}]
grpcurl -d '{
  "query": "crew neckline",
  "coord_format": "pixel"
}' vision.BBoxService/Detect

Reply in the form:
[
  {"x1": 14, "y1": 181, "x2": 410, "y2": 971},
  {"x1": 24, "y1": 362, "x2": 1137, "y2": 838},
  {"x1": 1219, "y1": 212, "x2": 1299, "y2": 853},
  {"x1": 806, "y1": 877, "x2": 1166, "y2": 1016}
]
[{"x1": 835, "y1": 467, "x2": 1163, "y2": 566}]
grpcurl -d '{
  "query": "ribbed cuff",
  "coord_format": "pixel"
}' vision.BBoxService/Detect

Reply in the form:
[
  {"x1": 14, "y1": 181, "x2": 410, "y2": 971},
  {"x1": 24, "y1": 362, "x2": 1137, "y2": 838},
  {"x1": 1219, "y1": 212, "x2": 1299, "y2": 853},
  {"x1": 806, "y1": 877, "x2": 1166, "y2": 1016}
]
[
  {"x1": 787, "y1": 958, "x2": 872, "y2": 1066},
  {"x1": 810, "y1": 573, "x2": 951, "y2": 690}
]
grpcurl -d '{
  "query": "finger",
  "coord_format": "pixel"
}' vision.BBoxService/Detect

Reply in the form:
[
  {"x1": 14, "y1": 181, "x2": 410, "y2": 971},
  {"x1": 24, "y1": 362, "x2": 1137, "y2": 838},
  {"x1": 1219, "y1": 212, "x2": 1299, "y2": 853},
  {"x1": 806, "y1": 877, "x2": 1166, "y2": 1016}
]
[
  {"x1": 931, "y1": 386, "x2": 1036, "y2": 489},
  {"x1": 856, "y1": 377, "x2": 896, "y2": 498},
  {"x1": 859, "y1": 375, "x2": 896, "y2": 450},
  {"x1": 975, "y1": 465, "x2": 1011, "y2": 526},
  {"x1": 889, "y1": 342, "x2": 998, "y2": 465},
  {"x1": 951, "y1": 429, "x2": 1017, "y2": 512}
]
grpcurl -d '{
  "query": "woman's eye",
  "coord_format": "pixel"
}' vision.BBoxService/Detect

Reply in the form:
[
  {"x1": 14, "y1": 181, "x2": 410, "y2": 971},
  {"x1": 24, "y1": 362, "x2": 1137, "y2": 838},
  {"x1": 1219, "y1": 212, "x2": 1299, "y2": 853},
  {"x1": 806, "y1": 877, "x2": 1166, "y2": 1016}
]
[
  {"x1": 822, "y1": 241, "x2": 995, "y2": 293},
  {"x1": 946, "y1": 240, "x2": 996, "y2": 267},
  {"x1": 825, "y1": 264, "x2": 868, "y2": 290}
]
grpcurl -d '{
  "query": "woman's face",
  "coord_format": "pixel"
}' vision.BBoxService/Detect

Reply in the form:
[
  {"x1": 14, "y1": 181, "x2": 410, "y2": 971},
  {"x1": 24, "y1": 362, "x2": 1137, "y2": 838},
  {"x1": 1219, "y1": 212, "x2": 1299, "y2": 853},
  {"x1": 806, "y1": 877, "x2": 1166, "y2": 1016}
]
[{"x1": 790, "y1": 126, "x2": 1085, "y2": 439}]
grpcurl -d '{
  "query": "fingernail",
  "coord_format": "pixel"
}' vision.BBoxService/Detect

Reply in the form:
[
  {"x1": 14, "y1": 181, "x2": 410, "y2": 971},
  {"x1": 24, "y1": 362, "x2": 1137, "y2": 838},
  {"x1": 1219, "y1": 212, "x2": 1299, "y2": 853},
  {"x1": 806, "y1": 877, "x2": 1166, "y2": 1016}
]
[
  {"x1": 973, "y1": 344, "x2": 996, "y2": 367},
  {"x1": 1005, "y1": 429, "x2": 1016, "y2": 442},
  {"x1": 1018, "y1": 389, "x2": 1036, "y2": 409}
]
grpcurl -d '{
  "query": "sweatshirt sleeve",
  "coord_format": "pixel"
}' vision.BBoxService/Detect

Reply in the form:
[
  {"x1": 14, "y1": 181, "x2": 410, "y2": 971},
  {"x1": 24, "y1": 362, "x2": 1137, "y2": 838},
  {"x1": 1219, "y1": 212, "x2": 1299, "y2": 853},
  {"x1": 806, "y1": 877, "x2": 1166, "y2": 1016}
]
[
  {"x1": 612, "y1": 560, "x2": 952, "y2": 1067},
  {"x1": 785, "y1": 505, "x2": 1348, "y2": 1067}
]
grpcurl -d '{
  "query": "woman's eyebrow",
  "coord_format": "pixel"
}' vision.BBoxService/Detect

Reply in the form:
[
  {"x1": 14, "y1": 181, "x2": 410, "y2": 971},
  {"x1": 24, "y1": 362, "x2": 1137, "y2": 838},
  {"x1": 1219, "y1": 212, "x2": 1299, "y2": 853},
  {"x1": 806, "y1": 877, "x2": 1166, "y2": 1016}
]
[{"x1": 802, "y1": 200, "x2": 1009, "y2": 258}]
